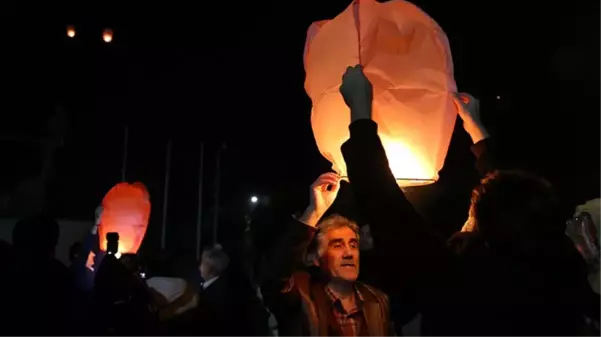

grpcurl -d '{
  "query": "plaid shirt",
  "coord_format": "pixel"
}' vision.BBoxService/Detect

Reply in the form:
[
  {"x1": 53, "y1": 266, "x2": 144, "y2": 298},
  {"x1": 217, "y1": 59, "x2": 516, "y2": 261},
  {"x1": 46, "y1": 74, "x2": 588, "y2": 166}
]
[{"x1": 325, "y1": 285, "x2": 366, "y2": 336}]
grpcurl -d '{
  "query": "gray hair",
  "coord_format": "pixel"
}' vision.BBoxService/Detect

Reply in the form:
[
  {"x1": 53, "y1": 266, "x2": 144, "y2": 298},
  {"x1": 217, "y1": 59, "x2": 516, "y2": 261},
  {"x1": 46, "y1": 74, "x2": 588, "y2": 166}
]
[
  {"x1": 201, "y1": 245, "x2": 230, "y2": 276},
  {"x1": 305, "y1": 214, "x2": 360, "y2": 263}
]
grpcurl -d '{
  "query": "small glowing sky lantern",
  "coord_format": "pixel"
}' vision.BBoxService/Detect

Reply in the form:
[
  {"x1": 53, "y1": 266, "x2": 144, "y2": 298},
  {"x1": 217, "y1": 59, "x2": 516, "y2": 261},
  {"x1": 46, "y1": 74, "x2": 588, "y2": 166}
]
[
  {"x1": 304, "y1": 0, "x2": 458, "y2": 187},
  {"x1": 102, "y1": 28, "x2": 113, "y2": 43},
  {"x1": 98, "y1": 182, "x2": 151, "y2": 255},
  {"x1": 66, "y1": 25, "x2": 76, "y2": 38}
]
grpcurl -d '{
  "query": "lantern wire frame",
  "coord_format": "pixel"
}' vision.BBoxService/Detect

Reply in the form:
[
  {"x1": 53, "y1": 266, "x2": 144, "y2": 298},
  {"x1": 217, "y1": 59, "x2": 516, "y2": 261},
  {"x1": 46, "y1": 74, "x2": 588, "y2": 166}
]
[{"x1": 340, "y1": 176, "x2": 435, "y2": 187}]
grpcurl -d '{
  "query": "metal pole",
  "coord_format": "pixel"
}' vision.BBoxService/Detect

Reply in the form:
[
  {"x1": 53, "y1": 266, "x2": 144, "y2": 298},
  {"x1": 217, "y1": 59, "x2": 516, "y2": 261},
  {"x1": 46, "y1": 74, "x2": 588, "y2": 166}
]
[
  {"x1": 212, "y1": 143, "x2": 225, "y2": 244},
  {"x1": 195, "y1": 142, "x2": 205, "y2": 260},
  {"x1": 121, "y1": 126, "x2": 129, "y2": 182},
  {"x1": 160, "y1": 140, "x2": 172, "y2": 250}
]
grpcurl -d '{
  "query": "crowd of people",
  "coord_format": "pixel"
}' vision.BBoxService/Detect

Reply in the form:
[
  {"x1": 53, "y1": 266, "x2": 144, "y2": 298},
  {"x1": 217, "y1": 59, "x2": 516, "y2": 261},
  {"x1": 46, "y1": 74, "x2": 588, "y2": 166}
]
[{"x1": 0, "y1": 65, "x2": 598, "y2": 336}]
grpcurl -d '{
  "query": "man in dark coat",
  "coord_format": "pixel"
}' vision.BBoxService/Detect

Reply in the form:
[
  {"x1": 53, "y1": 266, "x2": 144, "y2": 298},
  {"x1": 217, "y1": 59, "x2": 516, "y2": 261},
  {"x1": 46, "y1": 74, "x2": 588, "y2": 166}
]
[{"x1": 1, "y1": 214, "x2": 72, "y2": 335}]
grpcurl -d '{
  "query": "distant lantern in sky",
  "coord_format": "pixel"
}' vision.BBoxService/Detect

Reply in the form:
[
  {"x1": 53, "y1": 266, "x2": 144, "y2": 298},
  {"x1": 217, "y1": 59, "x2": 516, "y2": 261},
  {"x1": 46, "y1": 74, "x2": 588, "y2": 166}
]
[
  {"x1": 66, "y1": 25, "x2": 76, "y2": 38},
  {"x1": 304, "y1": 0, "x2": 457, "y2": 187},
  {"x1": 98, "y1": 182, "x2": 151, "y2": 255},
  {"x1": 496, "y1": 95, "x2": 501, "y2": 100},
  {"x1": 102, "y1": 28, "x2": 113, "y2": 43}
]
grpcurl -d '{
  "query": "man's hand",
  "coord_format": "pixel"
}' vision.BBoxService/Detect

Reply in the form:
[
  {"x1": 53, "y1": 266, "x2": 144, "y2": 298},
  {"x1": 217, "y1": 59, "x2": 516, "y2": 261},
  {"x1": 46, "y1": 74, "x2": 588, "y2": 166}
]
[
  {"x1": 299, "y1": 173, "x2": 341, "y2": 227},
  {"x1": 452, "y1": 92, "x2": 490, "y2": 144},
  {"x1": 340, "y1": 65, "x2": 373, "y2": 122}
]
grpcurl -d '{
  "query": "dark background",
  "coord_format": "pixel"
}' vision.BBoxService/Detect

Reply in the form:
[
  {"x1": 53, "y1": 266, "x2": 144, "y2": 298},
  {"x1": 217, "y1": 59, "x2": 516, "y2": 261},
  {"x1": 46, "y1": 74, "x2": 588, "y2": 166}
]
[{"x1": 0, "y1": 1, "x2": 598, "y2": 254}]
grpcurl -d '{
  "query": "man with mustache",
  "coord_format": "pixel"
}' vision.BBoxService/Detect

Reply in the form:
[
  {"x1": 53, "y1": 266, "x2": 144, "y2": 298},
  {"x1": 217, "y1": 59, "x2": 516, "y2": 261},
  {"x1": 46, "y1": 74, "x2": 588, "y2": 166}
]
[{"x1": 262, "y1": 173, "x2": 393, "y2": 336}]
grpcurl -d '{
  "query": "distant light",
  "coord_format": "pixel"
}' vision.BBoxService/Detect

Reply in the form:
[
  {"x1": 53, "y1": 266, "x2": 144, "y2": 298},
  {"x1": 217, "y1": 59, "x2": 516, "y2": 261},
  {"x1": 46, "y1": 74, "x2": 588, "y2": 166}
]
[
  {"x1": 250, "y1": 196, "x2": 258, "y2": 204},
  {"x1": 496, "y1": 95, "x2": 501, "y2": 100},
  {"x1": 103, "y1": 28, "x2": 113, "y2": 43},
  {"x1": 67, "y1": 25, "x2": 76, "y2": 38}
]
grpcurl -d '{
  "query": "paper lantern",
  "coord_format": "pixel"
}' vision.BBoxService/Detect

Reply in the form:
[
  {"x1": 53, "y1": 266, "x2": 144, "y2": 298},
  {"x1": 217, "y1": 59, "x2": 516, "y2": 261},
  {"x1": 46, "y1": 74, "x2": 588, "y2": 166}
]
[
  {"x1": 102, "y1": 28, "x2": 113, "y2": 43},
  {"x1": 304, "y1": 0, "x2": 457, "y2": 187},
  {"x1": 66, "y1": 25, "x2": 76, "y2": 38},
  {"x1": 98, "y1": 182, "x2": 151, "y2": 254}
]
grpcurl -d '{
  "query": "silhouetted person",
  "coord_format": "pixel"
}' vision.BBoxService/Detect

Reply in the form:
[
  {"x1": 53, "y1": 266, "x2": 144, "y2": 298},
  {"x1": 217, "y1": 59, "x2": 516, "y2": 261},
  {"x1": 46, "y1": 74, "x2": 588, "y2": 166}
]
[
  {"x1": 69, "y1": 215, "x2": 101, "y2": 293},
  {"x1": 338, "y1": 65, "x2": 594, "y2": 335},
  {"x1": 195, "y1": 245, "x2": 236, "y2": 334},
  {"x1": 358, "y1": 224, "x2": 420, "y2": 335},
  {"x1": 94, "y1": 252, "x2": 156, "y2": 335},
  {"x1": 1, "y1": 213, "x2": 72, "y2": 335}
]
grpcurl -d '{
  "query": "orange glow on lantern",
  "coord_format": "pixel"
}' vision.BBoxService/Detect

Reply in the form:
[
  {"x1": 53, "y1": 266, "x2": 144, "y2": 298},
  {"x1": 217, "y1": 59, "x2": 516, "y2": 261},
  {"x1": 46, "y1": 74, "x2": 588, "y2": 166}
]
[
  {"x1": 98, "y1": 182, "x2": 150, "y2": 254},
  {"x1": 304, "y1": 0, "x2": 458, "y2": 187},
  {"x1": 102, "y1": 28, "x2": 113, "y2": 43},
  {"x1": 67, "y1": 25, "x2": 76, "y2": 38}
]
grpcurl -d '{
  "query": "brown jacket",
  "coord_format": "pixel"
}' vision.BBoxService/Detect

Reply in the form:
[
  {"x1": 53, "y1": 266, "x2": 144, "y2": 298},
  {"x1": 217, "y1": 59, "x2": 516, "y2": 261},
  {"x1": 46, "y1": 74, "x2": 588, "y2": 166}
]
[{"x1": 261, "y1": 219, "x2": 394, "y2": 336}]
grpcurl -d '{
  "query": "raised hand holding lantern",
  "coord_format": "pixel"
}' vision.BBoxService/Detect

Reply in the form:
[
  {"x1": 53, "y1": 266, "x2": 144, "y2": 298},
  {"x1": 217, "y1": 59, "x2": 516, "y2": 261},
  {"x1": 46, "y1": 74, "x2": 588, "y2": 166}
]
[
  {"x1": 304, "y1": 0, "x2": 458, "y2": 187},
  {"x1": 98, "y1": 182, "x2": 151, "y2": 255}
]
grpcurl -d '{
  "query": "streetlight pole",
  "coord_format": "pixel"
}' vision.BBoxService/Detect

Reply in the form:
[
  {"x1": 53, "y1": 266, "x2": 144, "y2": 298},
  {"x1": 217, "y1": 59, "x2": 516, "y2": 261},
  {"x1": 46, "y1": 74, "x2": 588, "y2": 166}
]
[
  {"x1": 160, "y1": 140, "x2": 172, "y2": 250},
  {"x1": 196, "y1": 142, "x2": 205, "y2": 260},
  {"x1": 212, "y1": 143, "x2": 226, "y2": 244},
  {"x1": 121, "y1": 125, "x2": 128, "y2": 182}
]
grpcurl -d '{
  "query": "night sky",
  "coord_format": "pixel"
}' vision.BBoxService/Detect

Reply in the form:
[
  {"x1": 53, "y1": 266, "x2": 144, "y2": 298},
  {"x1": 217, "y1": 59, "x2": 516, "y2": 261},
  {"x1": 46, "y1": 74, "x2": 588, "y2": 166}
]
[{"x1": 1, "y1": 1, "x2": 599, "y2": 253}]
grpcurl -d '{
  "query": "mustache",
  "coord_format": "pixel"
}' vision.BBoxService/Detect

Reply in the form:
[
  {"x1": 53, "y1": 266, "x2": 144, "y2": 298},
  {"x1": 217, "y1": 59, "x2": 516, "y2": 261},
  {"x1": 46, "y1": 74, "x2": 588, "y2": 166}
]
[{"x1": 340, "y1": 260, "x2": 357, "y2": 267}]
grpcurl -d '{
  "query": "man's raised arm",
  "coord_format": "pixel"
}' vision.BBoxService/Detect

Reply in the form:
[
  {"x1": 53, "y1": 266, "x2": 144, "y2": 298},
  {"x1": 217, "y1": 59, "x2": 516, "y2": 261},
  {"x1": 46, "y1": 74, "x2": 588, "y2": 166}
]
[
  {"x1": 339, "y1": 65, "x2": 448, "y2": 293},
  {"x1": 260, "y1": 174, "x2": 340, "y2": 313}
]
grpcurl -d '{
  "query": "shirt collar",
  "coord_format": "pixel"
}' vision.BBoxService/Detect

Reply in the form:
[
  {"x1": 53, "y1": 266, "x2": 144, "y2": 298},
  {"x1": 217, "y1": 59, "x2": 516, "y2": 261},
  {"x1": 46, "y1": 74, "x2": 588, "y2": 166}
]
[
  {"x1": 325, "y1": 284, "x2": 364, "y2": 312},
  {"x1": 202, "y1": 275, "x2": 220, "y2": 290}
]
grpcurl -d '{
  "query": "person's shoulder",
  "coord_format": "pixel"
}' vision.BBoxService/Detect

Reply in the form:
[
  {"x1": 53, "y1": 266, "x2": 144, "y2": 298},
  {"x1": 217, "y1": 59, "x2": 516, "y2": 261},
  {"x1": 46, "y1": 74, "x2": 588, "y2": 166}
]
[
  {"x1": 46, "y1": 258, "x2": 72, "y2": 289},
  {"x1": 291, "y1": 270, "x2": 312, "y2": 291},
  {"x1": 357, "y1": 282, "x2": 392, "y2": 318},
  {"x1": 358, "y1": 282, "x2": 388, "y2": 302},
  {"x1": 447, "y1": 231, "x2": 486, "y2": 256},
  {"x1": 48, "y1": 257, "x2": 69, "y2": 272}
]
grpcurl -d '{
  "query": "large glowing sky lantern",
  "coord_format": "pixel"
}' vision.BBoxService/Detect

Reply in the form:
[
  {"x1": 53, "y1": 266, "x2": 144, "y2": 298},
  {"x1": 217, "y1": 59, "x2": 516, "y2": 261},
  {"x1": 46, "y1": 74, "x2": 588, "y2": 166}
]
[
  {"x1": 304, "y1": 0, "x2": 457, "y2": 186},
  {"x1": 98, "y1": 182, "x2": 151, "y2": 255}
]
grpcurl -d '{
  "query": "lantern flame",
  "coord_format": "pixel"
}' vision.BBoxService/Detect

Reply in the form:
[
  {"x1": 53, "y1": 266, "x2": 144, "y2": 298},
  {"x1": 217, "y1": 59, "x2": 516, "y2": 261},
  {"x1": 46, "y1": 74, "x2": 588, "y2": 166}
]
[{"x1": 381, "y1": 138, "x2": 433, "y2": 186}]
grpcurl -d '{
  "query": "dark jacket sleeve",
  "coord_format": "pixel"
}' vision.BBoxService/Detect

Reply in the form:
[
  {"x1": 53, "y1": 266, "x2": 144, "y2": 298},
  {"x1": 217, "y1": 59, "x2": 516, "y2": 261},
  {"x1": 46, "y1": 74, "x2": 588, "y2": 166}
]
[
  {"x1": 71, "y1": 231, "x2": 98, "y2": 292},
  {"x1": 341, "y1": 120, "x2": 449, "y2": 294},
  {"x1": 583, "y1": 282, "x2": 600, "y2": 324},
  {"x1": 471, "y1": 138, "x2": 499, "y2": 177},
  {"x1": 260, "y1": 219, "x2": 317, "y2": 312}
]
